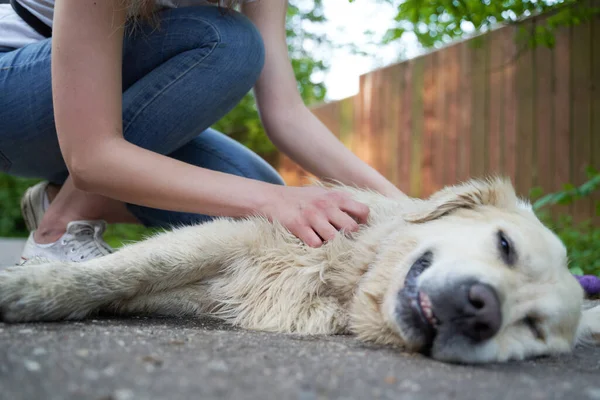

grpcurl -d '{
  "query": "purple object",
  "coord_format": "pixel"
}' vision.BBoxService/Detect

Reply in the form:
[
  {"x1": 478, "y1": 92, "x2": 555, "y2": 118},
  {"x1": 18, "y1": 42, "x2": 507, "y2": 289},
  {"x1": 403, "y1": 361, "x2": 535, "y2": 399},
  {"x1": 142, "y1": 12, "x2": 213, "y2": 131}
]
[{"x1": 573, "y1": 275, "x2": 600, "y2": 296}]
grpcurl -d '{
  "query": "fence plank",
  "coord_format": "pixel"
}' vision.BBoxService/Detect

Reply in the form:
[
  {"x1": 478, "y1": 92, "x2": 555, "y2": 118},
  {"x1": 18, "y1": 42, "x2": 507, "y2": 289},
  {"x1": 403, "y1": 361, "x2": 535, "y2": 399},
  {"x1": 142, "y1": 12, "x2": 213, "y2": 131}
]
[
  {"x1": 377, "y1": 69, "x2": 390, "y2": 175},
  {"x1": 515, "y1": 20, "x2": 535, "y2": 198},
  {"x1": 592, "y1": 15, "x2": 600, "y2": 225},
  {"x1": 380, "y1": 67, "x2": 395, "y2": 180},
  {"x1": 470, "y1": 36, "x2": 488, "y2": 180},
  {"x1": 397, "y1": 62, "x2": 413, "y2": 194},
  {"x1": 553, "y1": 24, "x2": 572, "y2": 216},
  {"x1": 571, "y1": 16, "x2": 592, "y2": 223},
  {"x1": 410, "y1": 58, "x2": 425, "y2": 197},
  {"x1": 384, "y1": 65, "x2": 401, "y2": 186},
  {"x1": 445, "y1": 44, "x2": 460, "y2": 187},
  {"x1": 338, "y1": 97, "x2": 355, "y2": 149},
  {"x1": 355, "y1": 74, "x2": 372, "y2": 167},
  {"x1": 488, "y1": 29, "x2": 504, "y2": 176},
  {"x1": 457, "y1": 42, "x2": 473, "y2": 183},
  {"x1": 421, "y1": 52, "x2": 438, "y2": 197},
  {"x1": 391, "y1": 63, "x2": 405, "y2": 189},
  {"x1": 370, "y1": 70, "x2": 383, "y2": 173},
  {"x1": 502, "y1": 26, "x2": 518, "y2": 185},
  {"x1": 534, "y1": 17, "x2": 555, "y2": 197},
  {"x1": 433, "y1": 50, "x2": 446, "y2": 193}
]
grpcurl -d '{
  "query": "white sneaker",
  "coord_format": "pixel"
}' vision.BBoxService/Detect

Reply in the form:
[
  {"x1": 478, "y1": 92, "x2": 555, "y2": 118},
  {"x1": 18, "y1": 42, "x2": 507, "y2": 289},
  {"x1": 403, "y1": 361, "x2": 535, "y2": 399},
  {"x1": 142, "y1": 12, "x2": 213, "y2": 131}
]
[
  {"x1": 19, "y1": 220, "x2": 114, "y2": 265},
  {"x1": 20, "y1": 180, "x2": 50, "y2": 232}
]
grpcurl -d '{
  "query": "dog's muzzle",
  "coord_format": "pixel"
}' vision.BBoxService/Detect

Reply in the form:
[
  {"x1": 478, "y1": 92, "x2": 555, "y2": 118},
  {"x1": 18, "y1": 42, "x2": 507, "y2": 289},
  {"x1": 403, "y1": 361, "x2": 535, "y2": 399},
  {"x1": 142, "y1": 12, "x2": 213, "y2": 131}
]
[{"x1": 396, "y1": 251, "x2": 503, "y2": 353}]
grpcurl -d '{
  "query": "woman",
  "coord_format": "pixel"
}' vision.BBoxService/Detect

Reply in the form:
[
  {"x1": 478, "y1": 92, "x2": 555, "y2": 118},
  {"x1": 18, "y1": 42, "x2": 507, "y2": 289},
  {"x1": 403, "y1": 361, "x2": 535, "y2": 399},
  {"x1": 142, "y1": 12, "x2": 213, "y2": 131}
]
[{"x1": 0, "y1": 0, "x2": 404, "y2": 264}]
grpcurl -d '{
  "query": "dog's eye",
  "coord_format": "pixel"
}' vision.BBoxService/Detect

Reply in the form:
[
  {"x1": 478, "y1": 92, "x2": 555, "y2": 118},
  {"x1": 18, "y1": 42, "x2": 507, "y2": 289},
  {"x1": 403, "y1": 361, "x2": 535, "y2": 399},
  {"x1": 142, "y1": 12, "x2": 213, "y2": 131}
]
[
  {"x1": 497, "y1": 230, "x2": 515, "y2": 265},
  {"x1": 524, "y1": 316, "x2": 544, "y2": 341}
]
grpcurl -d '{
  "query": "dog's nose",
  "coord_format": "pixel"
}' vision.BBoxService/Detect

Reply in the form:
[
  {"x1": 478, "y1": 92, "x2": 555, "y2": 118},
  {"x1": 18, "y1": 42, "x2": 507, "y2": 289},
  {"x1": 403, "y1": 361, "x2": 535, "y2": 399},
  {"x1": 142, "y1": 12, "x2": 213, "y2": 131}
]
[
  {"x1": 463, "y1": 283, "x2": 502, "y2": 341},
  {"x1": 432, "y1": 281, "x2": 502, "y2": 342}
]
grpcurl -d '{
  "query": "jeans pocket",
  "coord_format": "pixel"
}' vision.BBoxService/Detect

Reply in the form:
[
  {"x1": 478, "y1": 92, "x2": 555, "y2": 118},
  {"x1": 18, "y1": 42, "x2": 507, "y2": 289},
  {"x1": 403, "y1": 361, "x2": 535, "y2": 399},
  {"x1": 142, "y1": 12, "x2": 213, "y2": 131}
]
[{"x1": 0, "y1": 149, "x2": 12, "y2": 172}]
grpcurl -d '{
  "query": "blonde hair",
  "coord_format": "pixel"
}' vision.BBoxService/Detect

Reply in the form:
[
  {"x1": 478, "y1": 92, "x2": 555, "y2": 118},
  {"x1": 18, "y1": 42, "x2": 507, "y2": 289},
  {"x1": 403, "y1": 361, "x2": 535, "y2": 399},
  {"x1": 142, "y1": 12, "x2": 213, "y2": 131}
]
[{"x1": 125, "y1": 0, "x2": 241, "y2": 21}]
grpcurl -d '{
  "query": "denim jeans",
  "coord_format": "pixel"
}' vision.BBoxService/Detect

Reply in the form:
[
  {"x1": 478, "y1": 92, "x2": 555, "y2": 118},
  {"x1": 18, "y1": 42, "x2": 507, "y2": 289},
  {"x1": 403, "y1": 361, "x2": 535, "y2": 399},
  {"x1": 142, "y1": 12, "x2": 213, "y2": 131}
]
[{"x1": 0, "y1": 5, "x2": 284, "y2": 228}]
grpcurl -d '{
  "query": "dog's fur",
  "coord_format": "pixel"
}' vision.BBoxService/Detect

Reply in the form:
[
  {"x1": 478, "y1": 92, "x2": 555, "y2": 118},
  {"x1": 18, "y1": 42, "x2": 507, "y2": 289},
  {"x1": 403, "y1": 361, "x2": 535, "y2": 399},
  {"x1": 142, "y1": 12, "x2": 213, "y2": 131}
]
[{"x1": 0, "y1": 177, "x2": 598, "y2": 364}]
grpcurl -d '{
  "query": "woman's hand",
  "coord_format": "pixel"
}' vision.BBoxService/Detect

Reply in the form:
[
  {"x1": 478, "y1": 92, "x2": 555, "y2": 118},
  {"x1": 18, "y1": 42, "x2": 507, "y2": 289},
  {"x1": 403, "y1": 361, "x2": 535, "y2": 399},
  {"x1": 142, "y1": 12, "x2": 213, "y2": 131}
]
[{"x1": 261, "y1": 186, "x2": 370, "y2": 248}]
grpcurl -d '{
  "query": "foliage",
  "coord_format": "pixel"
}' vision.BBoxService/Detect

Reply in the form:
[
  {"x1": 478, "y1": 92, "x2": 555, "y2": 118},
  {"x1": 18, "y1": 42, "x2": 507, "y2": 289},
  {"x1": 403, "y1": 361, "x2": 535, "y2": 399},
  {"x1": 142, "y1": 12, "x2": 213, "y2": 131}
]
[
  {"x1": 530, "y1": 167, "x2": 600, "y2": 277},
  {"x1": 214, "y1": 0, "x2": 329, "y2": 159},
  {"x1": 377, "y1": 0, "x2": 600, "y2": 49},
  {"x1": 0, "y1": 176, "x2": 40, "y2": 237}
]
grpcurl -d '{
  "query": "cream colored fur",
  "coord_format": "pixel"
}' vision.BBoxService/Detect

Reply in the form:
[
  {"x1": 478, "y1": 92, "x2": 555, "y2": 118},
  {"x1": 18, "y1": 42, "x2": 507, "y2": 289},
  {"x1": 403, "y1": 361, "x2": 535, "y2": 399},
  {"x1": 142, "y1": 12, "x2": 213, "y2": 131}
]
[{"x1": 0, "y1": 177, "x2": 598, "y2": 364}]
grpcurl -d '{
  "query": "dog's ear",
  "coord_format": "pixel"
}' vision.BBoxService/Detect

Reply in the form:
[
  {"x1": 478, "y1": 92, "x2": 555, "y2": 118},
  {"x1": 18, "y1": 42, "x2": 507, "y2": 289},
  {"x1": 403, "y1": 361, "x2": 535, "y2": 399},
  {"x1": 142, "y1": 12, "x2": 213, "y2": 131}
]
[
  {"x1": 406, "y1": 177, "x2": 525, "y2": 223},
  {"x1": 575, "y1": 305, "x2": 600, "y2": 347}
]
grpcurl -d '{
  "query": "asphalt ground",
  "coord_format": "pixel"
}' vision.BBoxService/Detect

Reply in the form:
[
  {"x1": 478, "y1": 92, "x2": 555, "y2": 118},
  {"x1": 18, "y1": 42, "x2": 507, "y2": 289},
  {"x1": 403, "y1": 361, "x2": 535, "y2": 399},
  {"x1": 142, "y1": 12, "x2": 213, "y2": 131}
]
[{"x1": 1, "y1": 239, "x2": 599, "y2": 400}]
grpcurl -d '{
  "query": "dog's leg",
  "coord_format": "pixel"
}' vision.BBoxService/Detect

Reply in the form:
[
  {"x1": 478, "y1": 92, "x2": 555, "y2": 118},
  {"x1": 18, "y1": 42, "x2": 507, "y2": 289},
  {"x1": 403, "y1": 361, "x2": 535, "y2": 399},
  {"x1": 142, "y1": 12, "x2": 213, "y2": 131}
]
[
  {"x1": 103, "y1": 283, "x2": 213, "y2": 318},
  {"x1": 0, "y1": 217, "x2": 273, "y2": 322}
]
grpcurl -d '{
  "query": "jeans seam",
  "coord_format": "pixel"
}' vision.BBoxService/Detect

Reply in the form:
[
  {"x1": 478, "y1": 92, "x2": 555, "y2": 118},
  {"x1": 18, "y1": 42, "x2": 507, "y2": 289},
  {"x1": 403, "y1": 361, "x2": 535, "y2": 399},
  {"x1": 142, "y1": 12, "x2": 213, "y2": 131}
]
[
  {"x1": 0, "y1": 148, "x2": 12, "y2": 172},
  {"x1": 123, "y1": 16, "x2": 222, "y2": 134},
  {"x1": 0, "y1": 38, "x2": 52, "y2": 70}
]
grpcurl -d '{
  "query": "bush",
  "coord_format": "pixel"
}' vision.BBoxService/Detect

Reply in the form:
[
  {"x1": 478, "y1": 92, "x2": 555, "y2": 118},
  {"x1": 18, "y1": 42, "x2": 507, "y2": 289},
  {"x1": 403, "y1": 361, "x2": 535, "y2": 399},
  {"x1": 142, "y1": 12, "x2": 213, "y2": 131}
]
[
  {"x1": 531, "y1": 166, "x2": 600, "y2": 277},
  {"x1": 0, "y1": 173, "x2": 40, "y2": 238}
]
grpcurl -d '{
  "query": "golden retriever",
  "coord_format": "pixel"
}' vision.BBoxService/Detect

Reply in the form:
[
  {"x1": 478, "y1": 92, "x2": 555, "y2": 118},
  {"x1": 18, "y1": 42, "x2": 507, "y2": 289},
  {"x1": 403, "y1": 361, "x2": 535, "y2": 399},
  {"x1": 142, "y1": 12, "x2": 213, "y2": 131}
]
[{"x1": 0, "y1": 177, "x2": 598, "y2": 364}]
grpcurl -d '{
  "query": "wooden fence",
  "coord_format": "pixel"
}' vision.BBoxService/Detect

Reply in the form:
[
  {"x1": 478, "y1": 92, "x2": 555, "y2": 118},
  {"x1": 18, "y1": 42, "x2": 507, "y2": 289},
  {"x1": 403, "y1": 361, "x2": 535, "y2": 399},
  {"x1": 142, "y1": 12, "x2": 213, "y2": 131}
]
[{"x1": 278, "y1": 12, "x2": 600, "y2": 222}]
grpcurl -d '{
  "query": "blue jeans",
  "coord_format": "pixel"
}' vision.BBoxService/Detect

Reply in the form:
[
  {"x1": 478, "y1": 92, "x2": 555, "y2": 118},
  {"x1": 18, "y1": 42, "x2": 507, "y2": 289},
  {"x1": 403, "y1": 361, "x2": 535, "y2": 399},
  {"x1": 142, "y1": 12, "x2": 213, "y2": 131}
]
[{"x1": 0, "y1": 6, "x2": 284, "y2": 228}]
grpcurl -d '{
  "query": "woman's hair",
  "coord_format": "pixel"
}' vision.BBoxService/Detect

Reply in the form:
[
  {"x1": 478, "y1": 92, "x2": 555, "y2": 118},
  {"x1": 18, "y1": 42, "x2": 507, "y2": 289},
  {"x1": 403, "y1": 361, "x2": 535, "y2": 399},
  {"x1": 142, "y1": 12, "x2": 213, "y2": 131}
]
[{"x1": 125, "y1": 0, "x2": 241, "y2": 21}]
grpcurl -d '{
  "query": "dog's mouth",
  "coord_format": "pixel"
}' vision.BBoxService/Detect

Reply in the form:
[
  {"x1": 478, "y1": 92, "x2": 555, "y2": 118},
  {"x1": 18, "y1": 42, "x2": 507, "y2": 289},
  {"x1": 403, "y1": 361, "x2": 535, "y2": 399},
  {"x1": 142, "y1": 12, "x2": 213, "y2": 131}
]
[{"x1": 396, "y1": 251, "x2": 439, "y2": 353}]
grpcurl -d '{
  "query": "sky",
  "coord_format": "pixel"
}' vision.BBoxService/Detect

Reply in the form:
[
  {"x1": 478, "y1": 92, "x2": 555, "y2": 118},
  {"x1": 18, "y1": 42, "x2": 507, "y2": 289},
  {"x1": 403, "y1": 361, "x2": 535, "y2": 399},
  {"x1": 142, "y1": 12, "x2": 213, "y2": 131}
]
[{"x1": 315, "y1": 0, "x2": 422, "y2": 101}]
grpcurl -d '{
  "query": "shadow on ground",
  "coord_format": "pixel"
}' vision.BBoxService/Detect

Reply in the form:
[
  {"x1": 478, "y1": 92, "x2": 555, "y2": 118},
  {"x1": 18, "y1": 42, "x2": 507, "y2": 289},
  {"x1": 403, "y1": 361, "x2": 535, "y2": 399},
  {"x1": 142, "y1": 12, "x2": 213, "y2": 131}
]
[{"x1": 1, "y1": 315, "x2": 600, "y2": 400}]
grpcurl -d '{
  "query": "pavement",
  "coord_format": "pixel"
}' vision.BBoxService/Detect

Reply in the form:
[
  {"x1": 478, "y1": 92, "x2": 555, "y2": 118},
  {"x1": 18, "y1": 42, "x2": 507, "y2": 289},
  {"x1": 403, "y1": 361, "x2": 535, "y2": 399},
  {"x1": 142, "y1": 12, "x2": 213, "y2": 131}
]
[
  {"x1": 0, "y1": 237, "x2": 25, "y2": 266},
  {"x1": 1, "y1": 239, "x2": 600, "y2": 400}
]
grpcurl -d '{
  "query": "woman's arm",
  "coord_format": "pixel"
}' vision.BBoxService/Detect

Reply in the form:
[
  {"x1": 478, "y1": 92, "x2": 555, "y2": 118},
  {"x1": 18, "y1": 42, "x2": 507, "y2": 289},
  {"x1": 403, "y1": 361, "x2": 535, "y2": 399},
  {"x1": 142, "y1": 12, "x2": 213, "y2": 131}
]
[
  {"x1": 51, "y1": 0, "x2": 369, "y2": 247},
  {"x1": 51, "y1": 0, "x2": 275, "y2": 218},
  {"x1": 241, "y1": 0, "x2": 406, "y2": 199}
]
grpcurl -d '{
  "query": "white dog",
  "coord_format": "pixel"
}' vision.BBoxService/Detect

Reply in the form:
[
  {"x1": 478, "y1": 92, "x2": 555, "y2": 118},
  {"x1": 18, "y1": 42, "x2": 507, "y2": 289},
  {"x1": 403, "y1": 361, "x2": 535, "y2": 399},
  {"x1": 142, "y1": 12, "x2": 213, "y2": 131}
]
[{"x1": 0, "y1": 177, "x2": 598, "y2": 364}]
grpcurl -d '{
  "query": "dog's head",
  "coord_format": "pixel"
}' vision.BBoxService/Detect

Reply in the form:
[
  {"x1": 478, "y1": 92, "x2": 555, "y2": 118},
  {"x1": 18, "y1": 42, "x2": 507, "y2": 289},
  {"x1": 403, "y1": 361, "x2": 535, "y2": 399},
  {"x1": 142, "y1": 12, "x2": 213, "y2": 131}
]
[{"x1": 351, "y1": 177, "x2": 599, "y2": 364}]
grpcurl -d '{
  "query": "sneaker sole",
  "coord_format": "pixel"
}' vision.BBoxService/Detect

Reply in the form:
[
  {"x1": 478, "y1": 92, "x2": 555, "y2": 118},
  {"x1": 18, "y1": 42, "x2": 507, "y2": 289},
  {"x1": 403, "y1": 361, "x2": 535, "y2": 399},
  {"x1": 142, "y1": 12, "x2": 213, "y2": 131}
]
[{"x1": 20, "y1": 183, "x2": 45, "y2": 232}]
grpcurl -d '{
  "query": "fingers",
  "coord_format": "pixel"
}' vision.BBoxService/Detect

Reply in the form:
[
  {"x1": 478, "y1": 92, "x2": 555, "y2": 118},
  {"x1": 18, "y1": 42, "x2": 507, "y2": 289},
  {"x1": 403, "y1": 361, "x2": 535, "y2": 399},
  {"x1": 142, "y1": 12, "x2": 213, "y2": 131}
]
[
  {"x1": 304, "y1": 194, "x2": 367, "y2": 247},
  {"x1": 337, "y1": 196, "x2": 370, "y2": 224},
  {"x1": 271, "y1": 186, "x2": 371, "y2": 248},
  {"x1": 327, "y1": 208, "x2": 360, "y2": 234},
  {"x1": 309, "y1": 212, "x2": 340, "y2": 242},
  {"x1": 292, "y1": 224, "x2": 324, "y2": 248}
]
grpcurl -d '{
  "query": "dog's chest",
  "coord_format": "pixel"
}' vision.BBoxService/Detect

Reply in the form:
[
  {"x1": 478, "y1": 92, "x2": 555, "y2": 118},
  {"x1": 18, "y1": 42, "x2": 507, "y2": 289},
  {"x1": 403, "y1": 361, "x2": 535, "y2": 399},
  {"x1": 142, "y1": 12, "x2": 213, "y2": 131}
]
[{"x1": 203, "y1": 222, "x2": 397, "y2": 334}]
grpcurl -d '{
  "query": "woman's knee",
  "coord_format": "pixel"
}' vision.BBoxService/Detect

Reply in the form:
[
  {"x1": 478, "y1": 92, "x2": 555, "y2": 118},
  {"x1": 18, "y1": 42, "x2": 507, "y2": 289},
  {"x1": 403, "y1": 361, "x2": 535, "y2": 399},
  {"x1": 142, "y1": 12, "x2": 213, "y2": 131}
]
[
  {"x1": 122, "y1": 6, "x2": 264, "y2": 93},
  {"x1": 215, "y1": 9, "x2": 266, "y2": 86}
]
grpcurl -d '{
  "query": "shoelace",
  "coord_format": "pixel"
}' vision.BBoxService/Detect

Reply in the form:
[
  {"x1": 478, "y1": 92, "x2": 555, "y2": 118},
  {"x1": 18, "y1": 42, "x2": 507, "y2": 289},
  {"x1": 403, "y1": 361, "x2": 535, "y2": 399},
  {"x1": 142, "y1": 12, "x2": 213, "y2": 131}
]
[{"x1": 63, "y1": 223, "x2": 113, "y2": 260}]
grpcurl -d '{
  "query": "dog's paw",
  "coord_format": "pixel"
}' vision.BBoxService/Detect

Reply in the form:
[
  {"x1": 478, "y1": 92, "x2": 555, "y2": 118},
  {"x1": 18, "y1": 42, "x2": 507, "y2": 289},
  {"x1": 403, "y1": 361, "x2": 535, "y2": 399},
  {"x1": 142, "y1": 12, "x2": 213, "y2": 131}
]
[
  {"x1": 0, "y1": 267, "x2": 46, "y2": 322},
  {"x1": 0, "y1": 264, "x2": 84, "y2": 322},
  {"x1": 576, "y1": 303, "x2": 600, "y2": 348}
]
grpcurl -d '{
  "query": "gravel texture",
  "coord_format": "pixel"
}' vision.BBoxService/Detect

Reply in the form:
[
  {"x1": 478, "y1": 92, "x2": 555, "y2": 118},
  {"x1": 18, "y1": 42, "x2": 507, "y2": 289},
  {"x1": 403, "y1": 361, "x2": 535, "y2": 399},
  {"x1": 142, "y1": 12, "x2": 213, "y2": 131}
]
[{"x1": 1, "y1": 316, "x2": 600, "y2": 400}]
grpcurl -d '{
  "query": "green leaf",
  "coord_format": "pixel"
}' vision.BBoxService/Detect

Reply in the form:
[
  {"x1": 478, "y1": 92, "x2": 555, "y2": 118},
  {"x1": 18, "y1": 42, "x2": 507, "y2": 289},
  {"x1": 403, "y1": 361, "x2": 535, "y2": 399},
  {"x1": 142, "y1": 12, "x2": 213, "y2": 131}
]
[
  {"x1": 569, "y1": 267, "x2": 584, "y2": 276},
  {"x1": 382, "y1": 27, "x2": 407, "y2": 44},
  {"x1": 529, "y1": 186, "x2": 544, "y2": 200},
  {"x1": 585, "y1": 165, "x2": 598, "y2": 177}
]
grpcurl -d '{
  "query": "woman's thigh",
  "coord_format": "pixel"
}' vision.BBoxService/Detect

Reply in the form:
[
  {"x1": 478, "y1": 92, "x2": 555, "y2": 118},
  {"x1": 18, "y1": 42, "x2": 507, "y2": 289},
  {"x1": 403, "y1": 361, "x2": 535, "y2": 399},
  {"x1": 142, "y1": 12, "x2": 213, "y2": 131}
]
[
  {"x1": 0, "y1": 40, "x2": 67, "y2": 182},
  {"x1": 0, "y1": 5, "x2": 265, "y2": 183}
]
